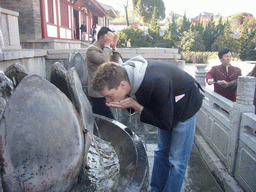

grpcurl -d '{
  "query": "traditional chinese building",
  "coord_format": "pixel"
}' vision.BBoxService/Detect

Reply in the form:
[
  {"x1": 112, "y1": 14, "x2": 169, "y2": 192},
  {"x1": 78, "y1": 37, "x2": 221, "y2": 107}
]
[{"x1": 0, "y1": 0, "x2": 117, "y2": 49}]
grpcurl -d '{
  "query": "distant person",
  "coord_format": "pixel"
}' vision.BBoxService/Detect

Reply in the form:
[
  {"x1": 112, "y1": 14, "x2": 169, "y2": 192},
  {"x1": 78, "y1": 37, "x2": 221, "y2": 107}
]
[
  {"x1": 91, "y1": 57, "x2": 204, "y2": 192},
  {"x1": 90, "y1": 25, "x2": 97, "y2": 43},
  {"x1": 80, "y1": 21, "x2": 87, "y2": 41},
  {"x1": 205, "y1": 47, "x2": 241, "y2": 102},
  {"x1": 220, "y1": 64, "x2": 256, "y2": 113},
  {"x1": 126, "y1": 39, "x2": 131, "y2": 48},
  {"x1": 86, "y1": 27, "x2": 121, "y2": 119}
]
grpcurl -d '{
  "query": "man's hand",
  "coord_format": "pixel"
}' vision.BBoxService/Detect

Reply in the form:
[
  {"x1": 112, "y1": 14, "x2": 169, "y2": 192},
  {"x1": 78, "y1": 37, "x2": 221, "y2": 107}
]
[
  {"x1": 207, "y1": 78, "x2": 214, "y2": 85},
  {"x1": 217, "y1": 80, "x2": 228, "y2": 88},
  {"x1": 103, "y1": 31, "x2": 114, "y2": 47},
  {"x1": 106, "y1": 97, "x2": 144, "y2": 113},
  {"x1": 111, "y1": 33, "x2": 118, "y2": 50}
]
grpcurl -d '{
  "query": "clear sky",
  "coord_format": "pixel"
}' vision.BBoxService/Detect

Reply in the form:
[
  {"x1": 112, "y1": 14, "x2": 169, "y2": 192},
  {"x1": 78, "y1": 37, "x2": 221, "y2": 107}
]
[{"x1": 97, "y1": 0, "x2": 256, "y2": 18}]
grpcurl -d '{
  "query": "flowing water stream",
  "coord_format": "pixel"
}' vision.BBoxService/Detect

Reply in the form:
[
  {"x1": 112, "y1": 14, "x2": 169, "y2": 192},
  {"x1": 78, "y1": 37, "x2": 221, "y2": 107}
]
[{"x1": 74, "y1": 124, "x2": 120, "y2": 192}]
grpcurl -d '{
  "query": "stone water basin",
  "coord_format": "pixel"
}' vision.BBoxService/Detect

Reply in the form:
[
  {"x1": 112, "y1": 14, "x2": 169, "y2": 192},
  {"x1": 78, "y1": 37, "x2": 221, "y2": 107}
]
[
  {"x1": 92, "y1": 114, "x2": 149, "y2": 191},
  {"x1": 0, "y1": 63, "x2": 149, "y2": 191}
]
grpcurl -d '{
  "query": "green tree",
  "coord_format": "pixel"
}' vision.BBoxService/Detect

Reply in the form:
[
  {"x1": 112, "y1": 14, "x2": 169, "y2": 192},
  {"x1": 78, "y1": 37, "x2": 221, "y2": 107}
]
[
  {"x1": 163, "y1": 14, "x2": 180, "y2": 47},
  {"x1": 132, "y1": 0, "x2": 165, "y2": 23},
  {"x1": 239, "y1": 20, "x2": 249, "y2": 60},
  {"x1": 148, "y1": 7, "x2": 161, "y2": 44},
  {"x1": 244, "y1": 25, "x2": 256, "y2": 60},
  {"x1": 179, "y1": 13, "x2": 190, "y2": 34},
  {"x1": 179, "y1": 30, "x2": 205, "y2": 52},
  {"x1": 212, "y1": 20, "x2": 239, "y2": 52},
  {"x1": 215, "y1": 16, "x2": 225, "y2": 39},
  {"x1": 117, "y1": 26, "x2": 150, "y2": 47},
  {"x1": 190, "y1": 20, "x2": 204, "y2": 35},
  {"x1": 202, "y1": 15, "x2": 217, "y2": 51},
  {"x1": 176, "y1": 17, "x2": 183, "y2": 31},
  {"x1": 230, "y1": 12, "x2": 256, "y2": 34}
]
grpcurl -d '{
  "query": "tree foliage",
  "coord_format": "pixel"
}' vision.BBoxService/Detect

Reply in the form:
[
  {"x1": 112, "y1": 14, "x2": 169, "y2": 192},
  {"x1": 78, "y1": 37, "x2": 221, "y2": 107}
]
[
  {"x1": 179, "y1": 13, "x2": 190, "y2": 34},
  {"x1": 237, "y1": 21, "x2": 256, "y2": 61},
  {"x1": 246, "y1": 30, "x2": 256, "y2": 61},
  {"x1": 117, "y1": 26, "x2": 151, "y2": 47},
  {"x1": 116, "y1": 10, "x2": 256, "y2": 61},
  {"x1": 148, "y1": 7, "x2": 161, "y2": 43},
  {"x1": 239, "y1": 21, "x2": 249, "y2": 60},
  {"x1": 230, "y1": 12, "x2": 256, "y2": 33},
  {"x1": 202, "y1": 16, "x2": 218, "y2": 51},
  {"x1": 163, "y1": 14, "x2": 180, "y2": 47},
  {"x1": 132, "y1": 0, "x2": 165, "y2": 23},
  {"x1": 179, "y1": 30, "x2": 205, "y2": 52},
  {"x1": 211, "y1": 20, "x2": 238, "y2": 52}
]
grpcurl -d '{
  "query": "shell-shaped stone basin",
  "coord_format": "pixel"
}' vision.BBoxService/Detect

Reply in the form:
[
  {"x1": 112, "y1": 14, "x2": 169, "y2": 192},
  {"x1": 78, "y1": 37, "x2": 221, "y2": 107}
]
[
  {"x1": 0, "y1": 62, "x2": 149, "y2": 191},
  {"x1": 0, "y1": 74, "x2": 84, "y2": 191},
  {"x1": 93, "y1": 114, "x2": 149, "y2": 192}
]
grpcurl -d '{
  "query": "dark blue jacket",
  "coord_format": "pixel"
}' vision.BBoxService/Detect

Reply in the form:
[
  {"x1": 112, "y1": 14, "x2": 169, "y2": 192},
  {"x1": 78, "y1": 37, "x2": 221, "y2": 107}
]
[{"x1": 135, "y1": 60, "x2": 203, "y2": 131}]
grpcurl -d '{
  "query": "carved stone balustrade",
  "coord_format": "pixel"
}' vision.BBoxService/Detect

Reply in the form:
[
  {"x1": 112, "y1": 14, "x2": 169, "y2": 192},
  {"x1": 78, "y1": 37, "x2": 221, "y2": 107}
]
[{"x1": 195, "y1": 64, "x2": 207, "y2": 86}]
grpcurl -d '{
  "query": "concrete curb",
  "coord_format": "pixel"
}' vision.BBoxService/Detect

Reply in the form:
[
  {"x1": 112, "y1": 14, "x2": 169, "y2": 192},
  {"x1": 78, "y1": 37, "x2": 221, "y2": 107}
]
[{"x1": 194, "y1": 130, "x2": 244, "y2": 192}]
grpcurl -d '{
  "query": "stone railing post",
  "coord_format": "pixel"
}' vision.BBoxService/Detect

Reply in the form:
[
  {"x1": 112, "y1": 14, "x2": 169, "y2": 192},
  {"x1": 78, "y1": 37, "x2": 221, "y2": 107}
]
[
  {"x1": 177, "y1": 60, "x2": 185, "y2": 70},
  {"x1": 195, "y1": 64, "x2": 207, "y2": 86},
  {"x1": 228, "y1": 76, "x2": 256, "y2": 175}
]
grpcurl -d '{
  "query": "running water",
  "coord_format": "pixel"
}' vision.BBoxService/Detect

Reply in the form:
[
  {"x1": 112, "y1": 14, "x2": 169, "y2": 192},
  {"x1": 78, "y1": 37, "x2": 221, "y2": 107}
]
[
  {"x1": 74, "y1": 122, "x2": 120, "y2": 191},
  {"x1": 87, "y1": 136, "x2": 120, "y2": 190},
  {"x1": 94, "y1": 121, "x2": 101, "y2": 138}
]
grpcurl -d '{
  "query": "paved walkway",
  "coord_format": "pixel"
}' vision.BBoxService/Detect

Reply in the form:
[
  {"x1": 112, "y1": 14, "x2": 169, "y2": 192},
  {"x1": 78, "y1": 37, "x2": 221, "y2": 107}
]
[{"x1": 117, "y1": 108, "x2": 223, "y2": 192}]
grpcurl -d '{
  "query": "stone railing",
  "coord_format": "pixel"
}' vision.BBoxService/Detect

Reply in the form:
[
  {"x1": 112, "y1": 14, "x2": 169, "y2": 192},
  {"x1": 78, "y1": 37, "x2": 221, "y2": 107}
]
[
  {"x1": 117, "y1": 47, "x2": 185, "y2": 69},
  {"x1": 0, "y1": 49, "x2": 47, "y2": 78},
  {"x1": 118, "y1": 47, "x2": 181, "y2": 61},
  {"x1": 1, "y1": 48, "x2": 183, "y2": 81},
  {"x1": 195, "y1": 64, "x2": 256, "y2": 192}
]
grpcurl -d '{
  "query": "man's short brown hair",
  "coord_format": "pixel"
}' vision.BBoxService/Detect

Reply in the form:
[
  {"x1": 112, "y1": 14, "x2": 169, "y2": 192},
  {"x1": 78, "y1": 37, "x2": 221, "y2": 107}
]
[{"x1": 92, "y1": 62, "x2": 128, "y2": 92}]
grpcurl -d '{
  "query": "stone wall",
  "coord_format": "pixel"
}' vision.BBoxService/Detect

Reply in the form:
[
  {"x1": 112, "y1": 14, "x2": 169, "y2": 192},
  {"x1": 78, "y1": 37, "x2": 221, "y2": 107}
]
[
  {"x1": 0, "y1": 7, "x2": 21, "y2": 50},
  {"x1": 0, "y1": 49, "x2": 47, "y2": 78},
  {"x1": 0, "y1": 0, "x2": 42, "y2": 41},
  {"x1": 21, "y1": 39, "x2": 87, "y2": 50},
  {"x1": 118, "y1": 47, "x2": 181, "y2": 61}
]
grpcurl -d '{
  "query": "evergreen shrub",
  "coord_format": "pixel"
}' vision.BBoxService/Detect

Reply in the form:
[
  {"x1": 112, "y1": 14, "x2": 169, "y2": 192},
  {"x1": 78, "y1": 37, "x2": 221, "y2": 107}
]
[
  {"x1": 117, "y1": 26, "x2": 151, "y2": 47},
  {"x1": 181, "y1": 51, "x2": 218, "y2": 63}
]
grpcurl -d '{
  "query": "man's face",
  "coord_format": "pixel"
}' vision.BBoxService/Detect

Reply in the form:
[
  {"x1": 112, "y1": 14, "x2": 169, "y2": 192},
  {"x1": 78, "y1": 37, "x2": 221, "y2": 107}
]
[
  {"x1": 100, "y1": 83, "x2": 127, "y2": 103},
  {"x1": 221, "y1": 51, "x2": 232, "y2": 66}
]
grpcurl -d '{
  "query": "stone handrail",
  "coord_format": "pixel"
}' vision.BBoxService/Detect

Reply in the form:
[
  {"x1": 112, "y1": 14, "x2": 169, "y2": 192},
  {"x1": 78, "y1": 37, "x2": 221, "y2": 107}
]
[
  {"x1": 195, "y1": 64, "x2": 256, "y2": 191},
  {"x1": 117, "y1": 47, "x2": 181, "y2": 61},
  {"x1": 235, "y1": 112, "x2": 256, "y2": 191}
]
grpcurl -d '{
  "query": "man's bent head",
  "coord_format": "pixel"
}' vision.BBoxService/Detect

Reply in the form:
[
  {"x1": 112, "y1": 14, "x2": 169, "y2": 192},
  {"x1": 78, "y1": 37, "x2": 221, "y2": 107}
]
[{"x1": 92, "y1": 62, "x2": 128, "y2": 92}]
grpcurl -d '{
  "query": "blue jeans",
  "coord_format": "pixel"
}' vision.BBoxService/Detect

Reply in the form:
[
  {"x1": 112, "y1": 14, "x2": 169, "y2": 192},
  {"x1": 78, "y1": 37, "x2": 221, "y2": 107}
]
[
  {"x1": 150, "y1": 113, "x2": 198, "y2": 192},
  {"x1": 89, "y1": 97, "x2": 115, "y2": 119}
]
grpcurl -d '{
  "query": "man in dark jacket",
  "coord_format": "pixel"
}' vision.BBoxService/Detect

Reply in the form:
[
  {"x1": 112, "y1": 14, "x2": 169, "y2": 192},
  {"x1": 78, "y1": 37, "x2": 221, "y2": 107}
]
[
  {"x1": 92, "y1": 56, "x2": 203, "y2": 192},
  {"x1": 80, "y1": 21, "x2": 87, "y2": 41}
]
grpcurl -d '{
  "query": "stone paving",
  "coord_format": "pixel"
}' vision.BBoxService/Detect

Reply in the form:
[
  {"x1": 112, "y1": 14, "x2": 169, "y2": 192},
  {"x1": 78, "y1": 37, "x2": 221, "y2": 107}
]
[{"x1": 115, "y1": 108, "x2": 223, "y2": 192}]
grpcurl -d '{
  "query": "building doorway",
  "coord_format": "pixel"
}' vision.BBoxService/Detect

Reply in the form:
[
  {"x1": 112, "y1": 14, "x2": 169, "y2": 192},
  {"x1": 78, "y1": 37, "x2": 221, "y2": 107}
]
[{"x1": 73, "y1": 9, "x2": 79, "y2": 40}]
